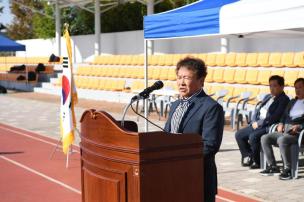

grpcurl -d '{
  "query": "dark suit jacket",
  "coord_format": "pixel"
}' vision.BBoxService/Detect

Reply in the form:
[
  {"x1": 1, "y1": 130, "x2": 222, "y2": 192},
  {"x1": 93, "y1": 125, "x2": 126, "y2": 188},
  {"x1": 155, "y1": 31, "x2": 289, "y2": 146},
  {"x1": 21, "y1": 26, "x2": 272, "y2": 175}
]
[
  {"x1": 164, "y1": 90, "x2": 224, "y2": 199},
  {"x1": 280, "y1": 98, "x2": 304, "y2": 127},
  {"x1": 252, "y1": 92, "x2": 290, "y2": 130}
]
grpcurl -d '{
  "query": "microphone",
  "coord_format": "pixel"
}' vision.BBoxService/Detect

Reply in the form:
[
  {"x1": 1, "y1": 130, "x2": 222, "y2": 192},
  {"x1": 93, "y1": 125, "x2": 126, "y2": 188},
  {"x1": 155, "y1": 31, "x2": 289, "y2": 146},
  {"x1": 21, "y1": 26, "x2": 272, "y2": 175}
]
[{"x1": 132, "y1": 80, "x2": 164, "y2": 101}]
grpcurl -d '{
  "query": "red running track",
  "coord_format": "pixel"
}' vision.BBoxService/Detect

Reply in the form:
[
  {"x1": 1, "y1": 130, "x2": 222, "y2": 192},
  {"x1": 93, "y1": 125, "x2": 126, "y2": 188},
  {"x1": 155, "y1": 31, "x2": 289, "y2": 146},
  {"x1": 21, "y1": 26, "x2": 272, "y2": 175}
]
[{"x1": 0, "y1": 123, "x2": 260, "y2": 202}]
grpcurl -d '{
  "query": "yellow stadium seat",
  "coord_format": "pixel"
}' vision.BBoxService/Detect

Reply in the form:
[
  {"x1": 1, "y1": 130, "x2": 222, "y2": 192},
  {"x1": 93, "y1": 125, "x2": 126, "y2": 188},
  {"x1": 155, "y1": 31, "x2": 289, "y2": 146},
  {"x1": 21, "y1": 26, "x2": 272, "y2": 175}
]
[
  {"x1": 101, "y1": 67, "x2": 109, "y2": 77},
  {"x1": 257, "y1": 70, "x2": 271, "y2": 85},
  {"x1": 172, "y1": 54, "x2": 183, "y2": 65},
  {"x1": 215, "y1": 54, "x2": 226, "y2": 66},
  {"x1": 132, "y1": 67, "x2": 141, "y2": 78},
  {"x1": 206, "y1": 54, "x2": 217, "y2": 66},
  {"x1": 134, "y1": 67, "x2": 144, "y2": 79},
  {"x1": 113, "y1": 80, "x2": 125, "y2": 91},
  {"x1": 157, "y1": 55, "x2": 166, "y2": 66},
  {"x1": 247, "y1": 87, "x2": 261, "y2": 105},
  {"x1": 209, "y1": 85, "x2": 224, "y2": 96},
  {"x1": 257, "y1": 52, "x2": 270, "y2": 67},
  {"x1": 90, "y1": 67, "x2": 99, "y2": 76},
  {"x1": 130, "y1": 55, "x2": 139, "y2": 66},
  {"x1": 223, "y1": 68, "x2": 236, "y2": 83},
  {"x1": 281, "y1": 52, "x2": 295, "y2": 67},
  {"x1": 245, "y1": 69, "x2": 259, "y2": 84},
  {"x1": 97, "y1": 79, "x2": 106, "y2": 90},
  {"x1": 269, "y1": 53, "x2": 283, "y2": 67},
  {"x1": 131, "y1": 80, "x2": 145, "y2": 91},
  {"x1": 235, "y1": 53, "x2": 247, "y2": 67},
  {"x1": 149, "y1": 55, "x2": 160, "y2": 66},
  {"x1": 203, "y1": 84, "x2": 212, "y2": 95},
  {"x1": 124, "y1": 55, "x2": 133, "y2": 65},
  {"x1": 212, "y1": 68, "x2": 224, "y2": 82},
  {"x1": 298, "y1": 70, "x2": 304, "y2": 79},
  {"x1": 293, "y1": 52, "x2": 304, "y2": 67},
  {"x1": 286, "y1": 88, "x2": 296, "y2": 98},
  {"x1": 87, "y1": 78, "x2": 98, "y2": 89},
  {"x1": 167, "y1": 68, "x2": 176, "y2": 81},
  {"x1": 164, "y1": 55, "x2": 174, "y2": 66},
  {"x1": 196, "y1": 53, "x2": 207, "y2": 62},
  {"x1": 0, "y1": 57, "x2": 5, "y2": 63},
  {"x1": 246, "y1": 53, "x2": 258, "y2": 67},
  {"x1": 223, "y1": 86, "x2": 235, "y2": 102},
  {"x1": 271, "y1": 69, "x2": 284, "y2": 77},
  {"x1": 233, "y1": 69, "x2": 247, "y2": 84},
  {"x1": 229, "y1": 87, "x2": 249, "y2": 103},
  {"x1": 83, "y1": 66, "x2": 92, "y2": 76},
  {"x1": 151, "y1": 68, "x2": 161, "y2": 80},
  {"x1": 112, "y1": 67, "x2": 121, "y2": 78},
  {"x1": 284, "y1": 70, "x2": 299, "y2": 87},
  {"x1": 225, "y1": 53, "x2": 236, "y2": 67},
  {"x1": 159, "y1": 67, "x2": 169, "y2": 80},
  {"x1": 205, "y1": 68, "x2": 214, "y2": 83}
]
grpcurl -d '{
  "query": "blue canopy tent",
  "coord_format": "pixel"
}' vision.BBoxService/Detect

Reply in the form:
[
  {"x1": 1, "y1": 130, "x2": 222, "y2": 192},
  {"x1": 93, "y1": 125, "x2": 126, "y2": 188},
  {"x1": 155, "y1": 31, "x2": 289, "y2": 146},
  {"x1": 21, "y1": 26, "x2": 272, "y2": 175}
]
[
  {"x1": 141, "y1": 0, "x2": 304, "y2": 131},
  {"x1": 0, "y1": 34, "x2": 26, "y2": 51},
  {"x1": 144, "y1": 0, "x2": 239, "y2": 39},
  {"x1": 141, "y1": 0, "x2": 239, "y2": 131}
]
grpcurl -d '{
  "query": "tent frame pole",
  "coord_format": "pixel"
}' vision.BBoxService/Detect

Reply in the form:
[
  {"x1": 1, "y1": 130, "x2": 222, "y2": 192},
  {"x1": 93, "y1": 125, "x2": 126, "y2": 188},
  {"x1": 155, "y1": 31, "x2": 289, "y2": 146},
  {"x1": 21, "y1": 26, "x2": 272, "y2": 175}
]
[{"x1": 144, "y1": 39, "x2": 148, "y2": 132}]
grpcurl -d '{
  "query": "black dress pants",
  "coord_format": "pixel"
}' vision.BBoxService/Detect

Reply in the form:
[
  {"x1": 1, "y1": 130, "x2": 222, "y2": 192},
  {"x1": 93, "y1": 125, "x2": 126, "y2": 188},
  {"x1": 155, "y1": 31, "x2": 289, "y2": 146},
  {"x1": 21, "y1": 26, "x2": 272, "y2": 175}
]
[{"x1": 235, "y1": 125, "x2": 267, "y2": 164}]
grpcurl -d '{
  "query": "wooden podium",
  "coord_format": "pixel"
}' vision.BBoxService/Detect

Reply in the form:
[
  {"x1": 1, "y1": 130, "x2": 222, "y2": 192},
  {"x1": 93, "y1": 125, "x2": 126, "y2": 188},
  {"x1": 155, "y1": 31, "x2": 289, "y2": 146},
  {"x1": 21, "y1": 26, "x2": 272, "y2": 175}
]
[{"x1": 80, "y1": 109, "x2": 204, "y2": 202}]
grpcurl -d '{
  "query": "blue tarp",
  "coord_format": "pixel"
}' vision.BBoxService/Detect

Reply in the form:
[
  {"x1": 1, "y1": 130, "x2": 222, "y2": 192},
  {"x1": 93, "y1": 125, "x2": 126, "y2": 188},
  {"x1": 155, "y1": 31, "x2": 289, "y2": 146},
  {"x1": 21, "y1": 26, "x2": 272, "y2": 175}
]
[
  {"x1": 144, "y1": 0, "x2": 239, "y2": 39},
  {"x1": 0, "y1": 34, "x2": 26, "y2": 51}
]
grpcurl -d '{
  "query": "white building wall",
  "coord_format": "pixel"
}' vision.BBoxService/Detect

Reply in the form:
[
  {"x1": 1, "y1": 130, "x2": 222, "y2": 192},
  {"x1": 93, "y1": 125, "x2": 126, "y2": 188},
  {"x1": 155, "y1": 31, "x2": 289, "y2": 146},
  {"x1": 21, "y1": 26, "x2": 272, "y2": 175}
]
[{"x1": 16, "y1": 30, "x2": 304, "y2": 63}]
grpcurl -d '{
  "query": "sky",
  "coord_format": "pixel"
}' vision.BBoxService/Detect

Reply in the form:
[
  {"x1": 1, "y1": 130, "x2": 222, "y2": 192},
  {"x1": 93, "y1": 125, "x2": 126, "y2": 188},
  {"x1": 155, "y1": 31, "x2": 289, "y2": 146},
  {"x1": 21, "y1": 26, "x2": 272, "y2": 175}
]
[{"x1": 0, "y1": 0, "x2": 13, "y2": 26}]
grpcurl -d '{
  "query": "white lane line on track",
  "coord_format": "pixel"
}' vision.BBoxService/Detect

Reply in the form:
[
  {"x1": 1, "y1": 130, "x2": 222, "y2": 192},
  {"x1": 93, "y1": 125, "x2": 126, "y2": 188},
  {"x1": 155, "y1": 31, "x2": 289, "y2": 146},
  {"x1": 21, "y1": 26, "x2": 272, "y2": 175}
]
[
  {"x1": 0, "y1": 155, "x2": 81, "y2": 194},
  {"x1": 0, "y1": 125, "x2": 80, "y2": 154},
  {"x1": 216, "y1": 195, "x2": 236, "y2": 202}
]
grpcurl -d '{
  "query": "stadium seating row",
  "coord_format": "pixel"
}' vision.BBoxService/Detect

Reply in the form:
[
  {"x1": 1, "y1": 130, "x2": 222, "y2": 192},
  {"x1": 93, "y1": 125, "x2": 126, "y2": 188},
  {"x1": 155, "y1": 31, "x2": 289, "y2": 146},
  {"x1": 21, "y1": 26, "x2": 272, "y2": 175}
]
[
  {"x1": 75, "y1": 66, "x2": 302, "y2": 87},
  {"x1": 206, "y1": 68, "x2": 302, "y2": 86},
  {"x1": 91, "y1": 52, "x2": 304, "y2": 67},
  {"x1": 53, "y1": 76, "x2": 295, "y2": 105},
  {"x1": 0, "y1": 56, "x2": 62, "y2": 64}
]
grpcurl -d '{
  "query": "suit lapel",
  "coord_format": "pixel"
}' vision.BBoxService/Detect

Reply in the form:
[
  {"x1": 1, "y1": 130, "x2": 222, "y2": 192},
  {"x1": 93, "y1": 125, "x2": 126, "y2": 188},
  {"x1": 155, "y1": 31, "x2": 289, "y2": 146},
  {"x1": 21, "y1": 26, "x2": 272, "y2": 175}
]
[{"x1": 180, "y1": 91, "x2": 206, "y2": 132}]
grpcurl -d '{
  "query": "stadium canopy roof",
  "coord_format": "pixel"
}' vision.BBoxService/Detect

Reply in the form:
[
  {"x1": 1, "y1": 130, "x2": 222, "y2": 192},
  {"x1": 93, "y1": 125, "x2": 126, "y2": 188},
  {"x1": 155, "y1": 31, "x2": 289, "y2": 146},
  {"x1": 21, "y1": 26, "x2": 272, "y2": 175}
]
[
  {"x1": 144, "y1": 0, "x2": 304, "y2": 40},
  {"x1": 0, "y1": 34, "x2": 26, "y2": 51}
]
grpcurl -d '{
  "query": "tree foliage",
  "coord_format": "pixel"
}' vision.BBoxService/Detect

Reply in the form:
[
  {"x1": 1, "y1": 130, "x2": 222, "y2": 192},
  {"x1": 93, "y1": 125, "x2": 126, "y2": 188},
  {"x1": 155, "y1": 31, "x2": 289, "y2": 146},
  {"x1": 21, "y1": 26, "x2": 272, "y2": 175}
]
[
  {"x1": 32, "y1": 2, "x2": 55, "y2": 39},
  {"x1": 6, "y1": 0, "x2": 46, "y2": 40},
  {"x1": 6, "y1": 0, "x2": 198, "y2": 39}
]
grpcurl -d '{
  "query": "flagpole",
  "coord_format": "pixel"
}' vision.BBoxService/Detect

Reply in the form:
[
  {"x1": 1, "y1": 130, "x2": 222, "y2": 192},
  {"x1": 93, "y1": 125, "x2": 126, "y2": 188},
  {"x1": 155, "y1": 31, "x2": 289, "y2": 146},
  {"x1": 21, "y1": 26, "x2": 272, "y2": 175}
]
[{"x1": 66, "y1": 146, "x2": 69, "y2": 168}]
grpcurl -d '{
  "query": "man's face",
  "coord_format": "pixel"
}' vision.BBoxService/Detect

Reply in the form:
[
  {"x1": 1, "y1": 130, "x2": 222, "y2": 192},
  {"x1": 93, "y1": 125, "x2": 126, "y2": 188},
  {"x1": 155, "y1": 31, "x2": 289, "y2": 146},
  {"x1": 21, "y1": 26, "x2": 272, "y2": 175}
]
[
  {"x1": 295, "y1": 81, "x2": 304, "y2": 99},
  {"x1": 269, "y1": 79, "x2": 283, "y2": 97},
  {"x1": 176, "y1": 67, "x2": 204, "y2": 98}
]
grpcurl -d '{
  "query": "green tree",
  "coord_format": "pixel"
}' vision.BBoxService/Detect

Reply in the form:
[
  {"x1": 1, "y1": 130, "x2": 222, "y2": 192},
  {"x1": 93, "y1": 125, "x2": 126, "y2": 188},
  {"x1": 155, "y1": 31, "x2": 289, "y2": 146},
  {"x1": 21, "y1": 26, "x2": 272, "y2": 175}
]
[
  {"x1": 6, "y1": 0, "x2": 44, "y2": 40},
  {"x1": 32, "y1": 2, "x2": 55, "y2": 39},
  {"x1": 62, "y1": 7, "x2": 94, "y2": 35}
]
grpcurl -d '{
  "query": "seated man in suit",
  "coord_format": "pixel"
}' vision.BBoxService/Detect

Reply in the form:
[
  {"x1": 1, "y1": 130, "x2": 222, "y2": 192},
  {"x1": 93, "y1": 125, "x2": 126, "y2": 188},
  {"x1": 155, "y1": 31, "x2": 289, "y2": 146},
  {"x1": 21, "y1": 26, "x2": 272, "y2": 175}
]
[
  {"x1": 164, "y1": 57, "x2": 224, "y2": 202},
  {"x1": 235, "y1": 75, "x2": 290, "y2": 169},
  {"x1": 260, "y1": 78, "x2": 304, "y2": 180}
]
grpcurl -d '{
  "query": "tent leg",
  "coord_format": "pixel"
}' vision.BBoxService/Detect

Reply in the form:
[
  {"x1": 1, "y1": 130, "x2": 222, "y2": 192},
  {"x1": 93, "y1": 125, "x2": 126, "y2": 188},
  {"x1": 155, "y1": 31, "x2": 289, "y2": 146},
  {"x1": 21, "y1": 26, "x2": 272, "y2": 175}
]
[{"x1": 144, "y1": 39, "x2": 148, "y2": 132}]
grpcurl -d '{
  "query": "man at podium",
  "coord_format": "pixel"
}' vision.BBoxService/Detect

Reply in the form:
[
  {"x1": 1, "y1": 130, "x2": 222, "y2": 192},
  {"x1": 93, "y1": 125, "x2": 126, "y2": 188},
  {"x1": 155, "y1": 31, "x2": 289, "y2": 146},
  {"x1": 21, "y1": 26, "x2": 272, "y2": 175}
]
[{"x1": 164, "y1": 57, "x2": 224, "y2": 202}]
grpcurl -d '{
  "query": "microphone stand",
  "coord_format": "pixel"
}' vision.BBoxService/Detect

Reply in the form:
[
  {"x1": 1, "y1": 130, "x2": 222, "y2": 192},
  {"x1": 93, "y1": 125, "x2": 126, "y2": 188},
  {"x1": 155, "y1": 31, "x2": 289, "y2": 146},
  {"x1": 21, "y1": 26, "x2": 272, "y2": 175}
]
[
  {"x1": 121, "y1": 96, "x2": 165, "y2": 132},
  {"x1": 121, "y1": 98, "x2": 137, "y2": 127}
]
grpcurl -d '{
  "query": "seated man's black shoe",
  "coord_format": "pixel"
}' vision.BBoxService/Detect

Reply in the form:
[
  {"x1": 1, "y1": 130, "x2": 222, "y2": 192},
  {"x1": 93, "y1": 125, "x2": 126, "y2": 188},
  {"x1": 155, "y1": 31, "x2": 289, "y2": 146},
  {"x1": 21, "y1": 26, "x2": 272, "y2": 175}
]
[
  {"x1": 249, "y1": 162, "x2": 260, "y2": 169},
  {"x1": 260, "y1": 165, "x2": 280, "y2": 176},
  {"x1": 242, "y1": 157, "x2": 253, "y2": 167},
  {"x1": 279, "y1": 168, "x2": 292, "y2": 180}
]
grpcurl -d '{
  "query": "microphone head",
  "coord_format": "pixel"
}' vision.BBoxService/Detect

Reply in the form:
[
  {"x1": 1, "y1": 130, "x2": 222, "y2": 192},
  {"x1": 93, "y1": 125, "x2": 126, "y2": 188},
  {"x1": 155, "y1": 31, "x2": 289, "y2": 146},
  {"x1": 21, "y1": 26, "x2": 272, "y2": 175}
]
[{"x1": 153, "y1": 80, "x2": 164, "y2": 90}]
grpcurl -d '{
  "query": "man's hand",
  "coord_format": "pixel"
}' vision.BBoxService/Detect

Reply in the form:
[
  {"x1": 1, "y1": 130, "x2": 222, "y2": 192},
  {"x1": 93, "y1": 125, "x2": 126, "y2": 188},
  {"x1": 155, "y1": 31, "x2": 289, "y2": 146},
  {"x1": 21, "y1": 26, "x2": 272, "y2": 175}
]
[
  {"x1": 277, "y1": 124, "x2": 284, "y2": 133},
  {"x1": 252, "y1": 122, "x2": 258, "y2": 129},
  {"x1": 290, "y1": 125, "x2": 301, "y2": 135}
]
